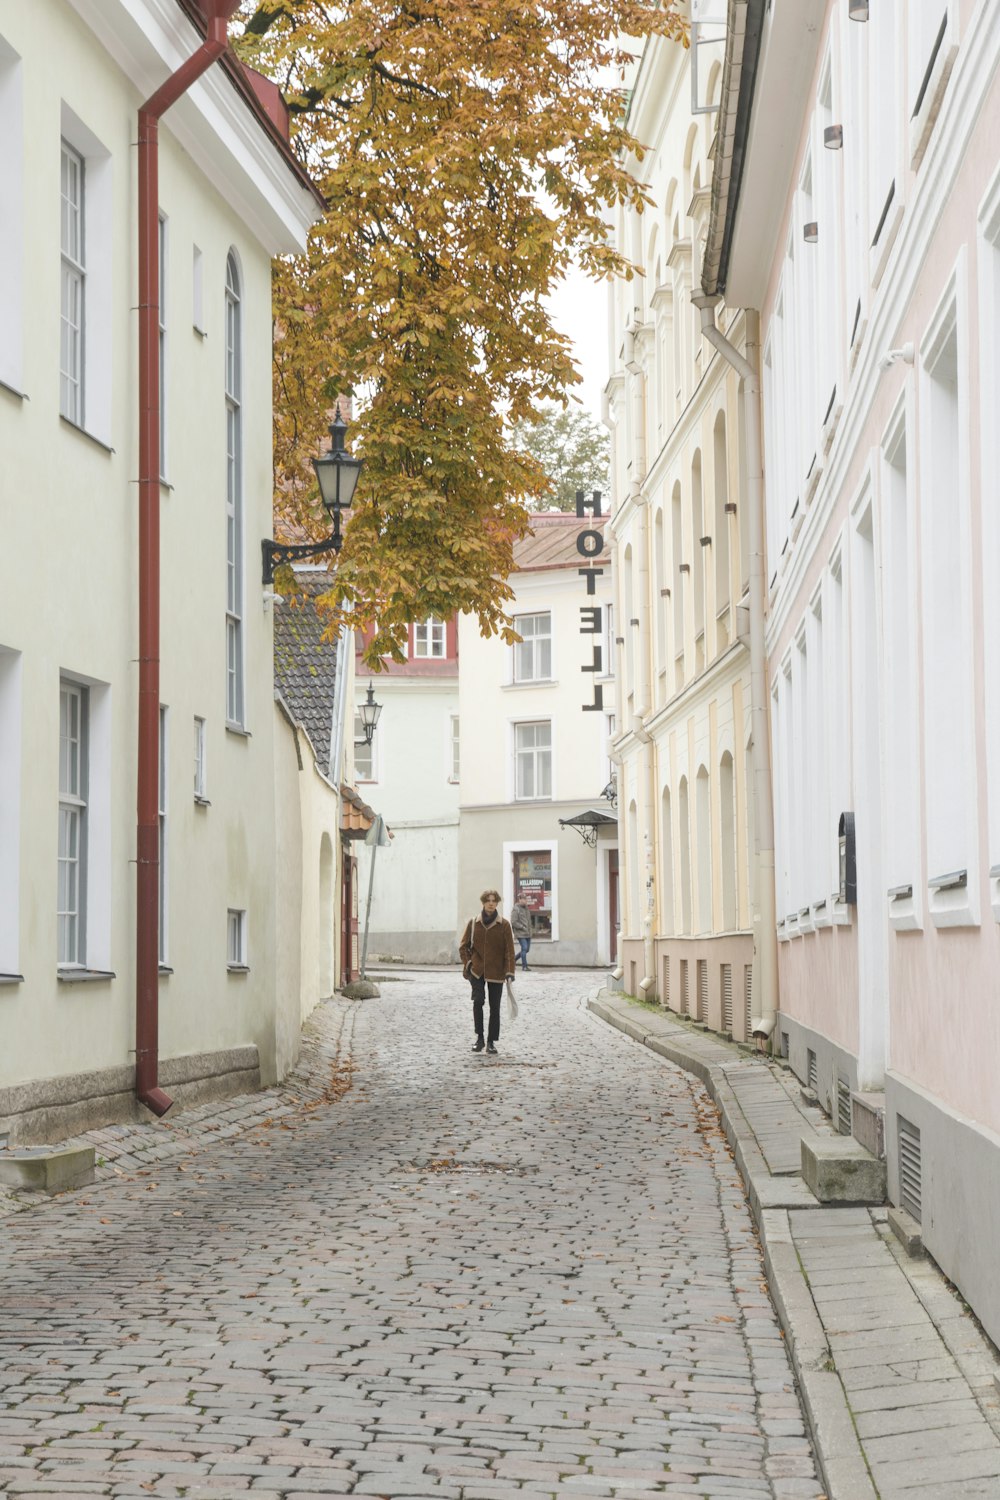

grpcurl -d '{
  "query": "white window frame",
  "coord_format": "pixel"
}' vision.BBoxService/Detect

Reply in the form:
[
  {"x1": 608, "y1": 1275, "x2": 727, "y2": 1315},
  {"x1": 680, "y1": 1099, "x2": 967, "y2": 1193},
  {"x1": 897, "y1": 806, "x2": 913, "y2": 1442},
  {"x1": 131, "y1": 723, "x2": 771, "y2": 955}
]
[
  {"x1": 413, "y1": 617, "x2": 446, "y2": 658},
  {"x1": 0, "y1": 648, "x2": 21, "y2": 976},
  {"x1": 908, "y1": 1, "x2": 957, "y2": 168},
  {"x1": 58, "y1": 680, "x2": 88, "y2": 967},
  {"x1": 919, "y1": 253, "x2": 979, "y2": 928},
  {"x1": 194, "y1": 715, "x2": 208, "y2": 802},
  {"x1": 978, "y1": 169, "x2": 1000, "y2": 920},
  {"x1": 59, "y1": 104, "x2": 112, "y2": 445},
  {"x1": 192, "y1": 243, "x2": 205, "y2": 336},
  {"x1": 513, "y1": 719, "x2": 552, "y2": 801},
  {"x1": 227, "y1": 907, "x2": 247, "y2": 969},
  {"x1": 225, "y1": 251, "x2": 245, "y2": 728},
  {"x1": 512, "y1": 611, "x2": 553, "y2": 683},
  {"x1": 0, "y1": 40, "x2": 24, "y2": 394},
  {"x1": 60, "y1": 139, "x2": 85, "y2": 426}
]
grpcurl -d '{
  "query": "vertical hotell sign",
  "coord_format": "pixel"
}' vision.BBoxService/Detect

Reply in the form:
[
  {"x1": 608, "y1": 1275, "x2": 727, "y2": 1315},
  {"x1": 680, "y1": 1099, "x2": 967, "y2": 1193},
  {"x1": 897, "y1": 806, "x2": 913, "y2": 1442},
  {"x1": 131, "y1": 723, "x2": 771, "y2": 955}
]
[{"x1": 576, "y1": 489, "x2": 604, "y2": 711}]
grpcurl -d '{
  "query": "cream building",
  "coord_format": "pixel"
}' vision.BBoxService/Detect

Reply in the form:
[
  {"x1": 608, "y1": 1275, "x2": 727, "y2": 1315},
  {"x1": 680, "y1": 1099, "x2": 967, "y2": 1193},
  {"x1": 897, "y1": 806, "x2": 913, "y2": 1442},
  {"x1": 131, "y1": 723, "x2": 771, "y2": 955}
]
[
  {"x1": 457, "y1": 514, "x2": 618, "y2": 967},
  {"x1": 607, "y1": 30, "x2": 762, "y2": 1039},
  {"x1": 705, "y1": 0, "x2": 1000, "y2": 1346},
  {"x1": 0, "y1": 0, "x2": 320, "y2": 1140}
]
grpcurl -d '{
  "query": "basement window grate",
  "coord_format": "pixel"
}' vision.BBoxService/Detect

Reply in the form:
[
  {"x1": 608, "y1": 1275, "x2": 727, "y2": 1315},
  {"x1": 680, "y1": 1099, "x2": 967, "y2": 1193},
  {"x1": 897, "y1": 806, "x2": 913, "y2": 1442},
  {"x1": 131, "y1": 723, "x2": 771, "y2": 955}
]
[
  {"x1": 662, "y1": 954, "x2": 670, "y2": 1008},
  {"x1": 807, "y1": 1049, "x2": 818, "y2": 1093},
  {"x1": 837, "y1": 1075, "x2": 852, "y2": 1136},
  {"x1": 744, "y1": 963, "x2": 753, "y2": 1039},
  {"x1": 721, "y1": 963, "x2": 733, "y2": 1032},
  {"x1": 898, "y1": 1115, "x2": 922, "y2": 1222},
  {"x1": 697, "y1": 959, "x2": 708, "y2": 1021},
  {"x1": 781, "y1": 1031, "x2": 790, "y2": 1059},
  {"x1": 680, "y1": 958, "x2": 690, "y2": 1015}
]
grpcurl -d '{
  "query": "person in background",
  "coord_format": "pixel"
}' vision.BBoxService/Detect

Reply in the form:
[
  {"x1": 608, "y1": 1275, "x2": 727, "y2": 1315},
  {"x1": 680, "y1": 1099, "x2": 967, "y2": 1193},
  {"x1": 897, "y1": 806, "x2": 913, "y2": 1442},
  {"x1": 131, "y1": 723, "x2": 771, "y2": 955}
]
[
  {"x1": 510, "y1": 893, "x2": 532, "y2": 972},
  {"x1": 460, "y1": 889, "x2": 515, "y2": 1054}
]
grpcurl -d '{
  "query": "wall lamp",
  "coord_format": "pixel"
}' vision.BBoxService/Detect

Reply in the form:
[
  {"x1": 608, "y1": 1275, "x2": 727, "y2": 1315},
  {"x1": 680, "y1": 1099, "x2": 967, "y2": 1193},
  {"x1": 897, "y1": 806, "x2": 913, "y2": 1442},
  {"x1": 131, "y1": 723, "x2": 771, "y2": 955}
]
[
  {"x1": 849, "y1": 0, "x2": 868, "y2": 20},
  {"x1": 803, "y1": 222, "x2": 819, "y2": 243},
  {"x1": 358, "y1": 680, "x2": 383, "y2": 745},
  {"x1": 824, "y1": 124, "x2": 843, "y2": 150},
  {"x1": 262, "y1": 412, "x2": 363, "y2": 584}
]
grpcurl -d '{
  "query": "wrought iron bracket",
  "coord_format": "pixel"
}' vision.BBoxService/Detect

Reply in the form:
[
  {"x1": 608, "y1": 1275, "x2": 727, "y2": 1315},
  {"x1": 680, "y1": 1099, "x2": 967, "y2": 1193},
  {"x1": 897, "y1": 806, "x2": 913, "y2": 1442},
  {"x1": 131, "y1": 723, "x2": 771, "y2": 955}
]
[{"x1": 261, "y1": 535, "x2": 336, "y2": 585}]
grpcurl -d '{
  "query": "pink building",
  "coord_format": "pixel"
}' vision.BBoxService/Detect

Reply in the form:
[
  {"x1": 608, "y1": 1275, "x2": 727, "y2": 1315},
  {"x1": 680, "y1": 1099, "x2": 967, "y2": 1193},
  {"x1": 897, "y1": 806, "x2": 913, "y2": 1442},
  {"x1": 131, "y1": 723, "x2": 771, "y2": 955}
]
[{"x1": 704, "y1": 0, "x2": 1000, "y2": 1345}]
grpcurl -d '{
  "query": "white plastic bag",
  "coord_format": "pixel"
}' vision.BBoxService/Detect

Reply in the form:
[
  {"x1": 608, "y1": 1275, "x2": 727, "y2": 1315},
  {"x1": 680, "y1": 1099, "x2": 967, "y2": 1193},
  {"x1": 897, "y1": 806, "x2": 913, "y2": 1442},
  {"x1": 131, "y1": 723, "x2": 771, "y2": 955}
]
[{"x1": 505, "y1": 977, "x2": 519, "y2": 1023}]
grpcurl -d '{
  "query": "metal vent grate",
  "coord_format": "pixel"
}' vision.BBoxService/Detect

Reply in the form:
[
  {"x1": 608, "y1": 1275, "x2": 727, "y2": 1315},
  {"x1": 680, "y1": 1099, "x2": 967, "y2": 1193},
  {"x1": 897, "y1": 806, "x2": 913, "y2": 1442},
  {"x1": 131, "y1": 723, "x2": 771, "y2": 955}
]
[
  {"x1": 807, "y1": 1049, "x2": 818, "y2": 1093},
  {"x1": 837, "y1": 1075, "x2": 852, "y2": 1136},
  {"x1": 744, "y1": 963, "x2": 753, "y2": 1038},
  {"x1": 898, "y1": 1115, "x2": 922, "y2": 1222},
  {"x1": 680, "y1": 958, "x2": 689, "y2": 1015},
  {"x1": 697, "y1": 960, "x2": 708, "y2": 1021},
  {"x1": 781, "y1": 1031, "x2": 790, "y2": 1059},
  {"x1": 662, "y1": 955, "x2": 670, "y2": 1007},
  {"x1": 721, "y1": 964, "x2": 733, "y2": 1032}
]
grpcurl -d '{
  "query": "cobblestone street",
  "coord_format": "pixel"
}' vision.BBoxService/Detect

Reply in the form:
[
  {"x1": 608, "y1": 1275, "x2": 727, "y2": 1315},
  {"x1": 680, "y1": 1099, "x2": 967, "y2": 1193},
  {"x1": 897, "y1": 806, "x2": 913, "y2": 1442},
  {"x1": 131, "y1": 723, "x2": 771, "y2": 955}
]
[{"x1": 0, "y1": 970, "x2": 821, "y2": 1499}]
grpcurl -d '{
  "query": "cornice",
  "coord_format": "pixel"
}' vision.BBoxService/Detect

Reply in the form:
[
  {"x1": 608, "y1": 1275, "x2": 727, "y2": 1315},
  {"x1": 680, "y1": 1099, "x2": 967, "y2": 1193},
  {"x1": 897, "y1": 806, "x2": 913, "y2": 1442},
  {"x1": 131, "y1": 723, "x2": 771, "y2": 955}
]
[
  {"x1": 764, "y1": 0, "x2": 1000, "y2": 650},
  {"x1": 667, "y1": 237, "x2": 693, "y2": 273},
  {"x1": 65, "y1": 0, "x2": 319, "y2": 252}
]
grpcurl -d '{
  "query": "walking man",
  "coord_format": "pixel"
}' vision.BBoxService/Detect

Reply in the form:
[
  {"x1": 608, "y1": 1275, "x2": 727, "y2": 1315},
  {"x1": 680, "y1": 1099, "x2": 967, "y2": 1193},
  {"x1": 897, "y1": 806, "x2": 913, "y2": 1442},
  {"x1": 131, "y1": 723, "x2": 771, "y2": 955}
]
[
  {"x1": 511, "y1": 893, "x2": 532, "y2": 972},
  {"x1": 460, "y1": 890, "x2": 515, "y2": 1054}
]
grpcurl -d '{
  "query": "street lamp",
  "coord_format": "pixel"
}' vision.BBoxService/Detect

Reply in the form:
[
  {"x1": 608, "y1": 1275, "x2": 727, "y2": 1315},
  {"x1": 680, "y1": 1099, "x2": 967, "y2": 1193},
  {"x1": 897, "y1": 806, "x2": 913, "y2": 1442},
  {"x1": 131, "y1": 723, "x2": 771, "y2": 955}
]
[
  {"x1": 261, "y1": 411, "x2": 363, "y2": 583},
  {"x1": 358, "y1": 680, "x2": 382, "y2": 745}
]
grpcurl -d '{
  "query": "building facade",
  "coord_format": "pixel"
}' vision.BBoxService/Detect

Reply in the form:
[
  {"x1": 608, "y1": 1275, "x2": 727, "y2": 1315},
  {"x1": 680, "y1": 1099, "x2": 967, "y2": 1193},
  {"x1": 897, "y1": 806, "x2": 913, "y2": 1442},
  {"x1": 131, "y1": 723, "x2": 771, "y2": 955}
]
[
  {"x1": 607, "y1": 31, "x2": 759, "y2": 1038},
  {"x1": 0, "y1": 0, "x2": 319, "y2": 1140},
  {"x1": 705, "y1": 0, "x2": 1000, "y2": 1346},
  {"x1": 457, "y1": 513, "x2": 618, "y2": 967}
]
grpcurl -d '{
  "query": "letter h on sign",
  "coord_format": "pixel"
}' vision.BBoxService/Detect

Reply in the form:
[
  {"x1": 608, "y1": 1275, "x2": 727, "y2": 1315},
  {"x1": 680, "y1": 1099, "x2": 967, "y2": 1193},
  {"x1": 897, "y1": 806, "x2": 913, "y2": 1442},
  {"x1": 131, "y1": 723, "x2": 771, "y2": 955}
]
[{"x1": 577, "y1": 490, "x2": 605, "y2": 710}]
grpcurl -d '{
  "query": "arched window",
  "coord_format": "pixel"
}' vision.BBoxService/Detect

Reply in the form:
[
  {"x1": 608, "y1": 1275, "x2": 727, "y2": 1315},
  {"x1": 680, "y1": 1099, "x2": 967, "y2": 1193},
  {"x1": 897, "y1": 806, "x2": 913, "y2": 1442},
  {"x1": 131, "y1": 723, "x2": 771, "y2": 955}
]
[
  {"x1": 225, "y1": 251, "x2": 244, "y2": 726},
  {"x1": 628, "y1": 798, "x2": 640, "y2": 932},
  {"x1": 696, "y1": 765, "x2": 712, "y2": 932},
  {"x1": 653, "y1": 508, "x2": 665, "y2": 685},
  {"x1": 672, "y1": 482, "x2": 684, "y2": 689},
  {"x1": 714, "y1": 411, "x2": 731, "y2": 640},
  {"x1": 720, "y1": 752, "x2": 737, "y2": 930},
  {"x1": 692, "y1": 449, "x2": 705, "y2": 670},
  {"x1": 678, "y1": 776, "x2": 692, "y2": 935},
  {"x1": 661, "y1": 786, "x2": 674, "y2": 935}
]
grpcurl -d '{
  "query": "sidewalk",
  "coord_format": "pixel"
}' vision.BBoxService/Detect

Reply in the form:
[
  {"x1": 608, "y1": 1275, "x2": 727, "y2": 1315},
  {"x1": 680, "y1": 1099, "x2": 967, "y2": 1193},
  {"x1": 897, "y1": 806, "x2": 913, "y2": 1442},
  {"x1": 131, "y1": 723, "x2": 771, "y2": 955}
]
[{"x1": 589, "y1": 989, "x2": 1000, "y2": 1500}]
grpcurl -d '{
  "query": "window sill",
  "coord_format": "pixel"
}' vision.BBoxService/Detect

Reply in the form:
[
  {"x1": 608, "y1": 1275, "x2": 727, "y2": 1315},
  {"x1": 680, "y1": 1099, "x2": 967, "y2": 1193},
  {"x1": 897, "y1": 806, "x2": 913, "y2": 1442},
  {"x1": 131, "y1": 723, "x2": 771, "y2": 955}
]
[
  {"x1": 0, "y1": 972, "x2": 24, "y2": 985},
  {"x1": 57, "y1": 968, "x2": 116, "y2": 984},
  {"x1": 158, "y1": 964, "x2": 173, "y2": 976},
  {"x1": 225, "y1": 723, "x2": 252, "y2": 739},
  {"x1": 59, "y1": 415, "x2": 114, "y2": 454},
  {"x1": 227, "y1": 963, "x2": 250, "y2": 974},
  {"x1": 515, "y1": 796, "x2": 553, "y2": 804},
  {"x1": 194, "y1": 794, "x2": 211, "y2": 807},
  {"x1": 505, "y1": 679, "x2": 557, "y2": 690}
]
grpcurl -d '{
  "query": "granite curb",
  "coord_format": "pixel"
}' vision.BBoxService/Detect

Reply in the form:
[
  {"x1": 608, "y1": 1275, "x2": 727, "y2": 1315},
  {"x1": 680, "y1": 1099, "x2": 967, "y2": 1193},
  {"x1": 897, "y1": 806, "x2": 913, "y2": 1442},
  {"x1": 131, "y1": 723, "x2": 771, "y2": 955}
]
[{"x1": 587, "y1": 988, "x2": 879, "y2": 1500}]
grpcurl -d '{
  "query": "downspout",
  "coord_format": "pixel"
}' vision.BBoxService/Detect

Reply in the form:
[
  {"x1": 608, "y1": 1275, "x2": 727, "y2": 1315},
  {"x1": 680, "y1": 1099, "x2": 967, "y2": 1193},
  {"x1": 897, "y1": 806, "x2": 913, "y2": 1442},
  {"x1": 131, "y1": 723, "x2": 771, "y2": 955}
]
[
  {"x1": 135, "y1": 0, "x2": 240, "y2": 1116},
  {"x1": 624, "y1": 325, "x2": 657, "y2": 996},
  {"x1": 692, "y1": 297, "x2": 777, "y2": 1036}
]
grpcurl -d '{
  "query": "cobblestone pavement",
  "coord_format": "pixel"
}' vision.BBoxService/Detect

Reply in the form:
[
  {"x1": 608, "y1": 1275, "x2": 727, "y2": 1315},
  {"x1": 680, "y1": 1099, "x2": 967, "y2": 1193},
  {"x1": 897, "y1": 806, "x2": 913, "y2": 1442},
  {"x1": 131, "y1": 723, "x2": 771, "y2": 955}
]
[{"x1": 0, "y1": 969, "x2": 822, "y2": 1500}]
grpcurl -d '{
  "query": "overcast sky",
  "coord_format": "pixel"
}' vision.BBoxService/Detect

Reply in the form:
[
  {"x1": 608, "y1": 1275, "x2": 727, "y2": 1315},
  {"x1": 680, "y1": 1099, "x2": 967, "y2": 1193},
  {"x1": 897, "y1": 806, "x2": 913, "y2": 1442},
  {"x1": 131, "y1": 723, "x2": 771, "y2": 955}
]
[{"x1": 547, "y1": 266, "x2": 609, "y2": 423}]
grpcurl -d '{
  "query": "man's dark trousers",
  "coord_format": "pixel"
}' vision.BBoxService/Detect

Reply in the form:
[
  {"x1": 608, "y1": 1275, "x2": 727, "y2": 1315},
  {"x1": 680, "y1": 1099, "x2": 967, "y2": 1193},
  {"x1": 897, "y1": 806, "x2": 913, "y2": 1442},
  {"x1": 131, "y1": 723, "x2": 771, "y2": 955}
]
[{"x1": 471, "y1": 975, "x2": 502, "y2": 1043}]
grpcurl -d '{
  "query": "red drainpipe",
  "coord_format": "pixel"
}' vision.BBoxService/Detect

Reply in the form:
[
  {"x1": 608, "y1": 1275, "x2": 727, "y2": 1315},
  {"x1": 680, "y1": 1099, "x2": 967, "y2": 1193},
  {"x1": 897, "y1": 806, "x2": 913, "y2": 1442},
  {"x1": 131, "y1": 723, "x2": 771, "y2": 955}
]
[{"x1": 135, "y1": 0, "x2": 241, "y2": 1115}]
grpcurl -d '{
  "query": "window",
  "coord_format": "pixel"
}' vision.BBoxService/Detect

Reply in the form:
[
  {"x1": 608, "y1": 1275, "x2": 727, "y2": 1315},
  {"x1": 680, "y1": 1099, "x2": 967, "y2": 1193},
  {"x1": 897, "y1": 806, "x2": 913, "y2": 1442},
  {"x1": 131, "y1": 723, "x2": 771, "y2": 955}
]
[
  {"x1": 0, "y1": 40, "x2": 24, "y2": 393},
  {"x1": 413, "y1": 617, "x2": 445, "y2": 658},
  {"x1": 449, "y1": 714, "x2": 460, "y2": 783},
  {"x1": 158, "y1": 213, "x2": 167, "y2": 478},
  {"x1": 60, "y1": 140, "x2": 85, "y2": 425},
  {"x1": 0, "y1": 648, "x2": 22, "y2": 976},
  {"x1": 225, "y1": 252, "x2": 244, "y2": 726},
  {"x1": 192, "y1": 244, "x2": 205, "y2": 334},
  {"x1": 158, "y1": 706, "x2": 168, "y2": 965},
  {"x1": 354, "y1": 712, "x2": 375, "y2": 781},
  {"x1": 227, "y1": 908, "x2": 247, "y2": 968},
  {"x1": 513, "y1": 612, "x2": 552, "y2": 682},
  {"x1": 58, "y1": 681, "x2": 88, "y2": 966},
  {"x1": 514, "y1": 721, "x2": 551, "y2": 800},
  {"x1": 512, "y1": 849, "x2": 553, "y2": 940},
  {"x1": 194, "y1": 716, "x2": 207, "y2": 801}
]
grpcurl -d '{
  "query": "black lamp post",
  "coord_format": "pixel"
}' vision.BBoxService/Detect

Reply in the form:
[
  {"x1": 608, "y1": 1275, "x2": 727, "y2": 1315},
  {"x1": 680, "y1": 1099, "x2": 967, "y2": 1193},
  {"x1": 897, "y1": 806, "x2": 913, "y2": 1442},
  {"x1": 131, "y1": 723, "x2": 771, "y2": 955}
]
[
  {"x1": 358, "y1": 680, "x2": 382, "y2": 745},
  {"x1": 262, "y1": 412, "x2": 363, "y2": 583}
]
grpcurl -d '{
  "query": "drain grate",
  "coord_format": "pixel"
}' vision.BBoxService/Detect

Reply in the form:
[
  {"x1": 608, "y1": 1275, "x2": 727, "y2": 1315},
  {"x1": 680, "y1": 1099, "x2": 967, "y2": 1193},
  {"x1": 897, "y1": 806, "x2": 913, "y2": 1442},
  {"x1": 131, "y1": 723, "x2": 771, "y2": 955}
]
[{"x1": 898, "y1": 1115, "x2": 922, "y2": 1222}]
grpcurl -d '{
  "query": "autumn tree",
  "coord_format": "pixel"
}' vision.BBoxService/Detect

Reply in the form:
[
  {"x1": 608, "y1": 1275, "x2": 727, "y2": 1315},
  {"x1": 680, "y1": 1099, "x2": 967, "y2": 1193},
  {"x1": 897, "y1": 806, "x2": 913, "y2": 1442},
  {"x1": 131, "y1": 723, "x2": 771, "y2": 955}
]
[
  {"x1": 512, "y1": 403, "x2": 611, "y2": 512},
  {"x1": 235, "y1": 0, "x2": 685, "y2": 665}
]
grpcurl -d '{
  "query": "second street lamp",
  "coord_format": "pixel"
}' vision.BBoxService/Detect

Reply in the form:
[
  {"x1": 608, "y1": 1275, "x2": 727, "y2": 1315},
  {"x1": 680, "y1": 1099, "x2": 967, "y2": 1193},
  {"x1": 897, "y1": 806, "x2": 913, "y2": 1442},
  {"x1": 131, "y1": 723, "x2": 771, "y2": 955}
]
[
  {"x1": 358, "y1": 680, "x2": 383, "y2": 745},
  {"x1": 262, "y1": 411, "x2": 363, "y2": 583}
]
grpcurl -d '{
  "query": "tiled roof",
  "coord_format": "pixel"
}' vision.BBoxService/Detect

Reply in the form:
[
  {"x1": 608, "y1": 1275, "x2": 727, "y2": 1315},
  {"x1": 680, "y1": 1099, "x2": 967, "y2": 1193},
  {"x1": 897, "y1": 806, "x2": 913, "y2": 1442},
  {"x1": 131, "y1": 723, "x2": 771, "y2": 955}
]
[
  {"x1": 513, "y1": 511, "x2": 608, "y2": 573},
  {"x1": 272, "y1": 570, "x2": 339, "y2": 773}
]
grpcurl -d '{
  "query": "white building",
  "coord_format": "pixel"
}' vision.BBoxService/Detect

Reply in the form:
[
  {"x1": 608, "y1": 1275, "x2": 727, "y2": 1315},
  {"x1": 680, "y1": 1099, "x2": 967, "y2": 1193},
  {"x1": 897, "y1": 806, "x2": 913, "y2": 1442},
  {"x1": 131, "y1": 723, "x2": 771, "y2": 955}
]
[
  {"x1": 705, "y1": 0, "x2": 1000, "y2": 1346},
  {"x1": 0, "y1": 0, "x2": 319, "y2": 1141},
  {"x1": 606, "y1": 29, "x2": 761, "y2": 1037},
  {"x1": 352, "y1": 617, "x2": 461, "y2": 965},
  {"x1": 457, "y1": 513, "x2": 618, "y2": 967}
]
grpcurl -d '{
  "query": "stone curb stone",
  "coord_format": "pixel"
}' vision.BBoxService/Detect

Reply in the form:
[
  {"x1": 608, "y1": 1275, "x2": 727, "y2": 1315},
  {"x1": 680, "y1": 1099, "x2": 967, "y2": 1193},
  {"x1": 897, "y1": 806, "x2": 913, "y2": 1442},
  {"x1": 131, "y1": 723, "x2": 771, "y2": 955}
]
[{"x1": 0, "y1": 1143, "x2": 95, "y2": 1193}]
